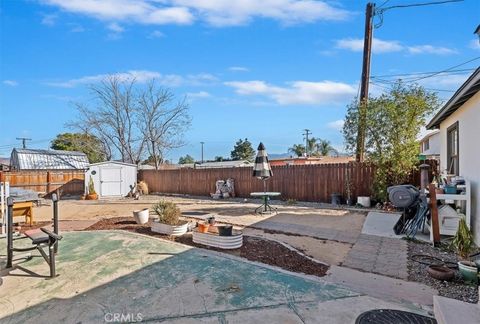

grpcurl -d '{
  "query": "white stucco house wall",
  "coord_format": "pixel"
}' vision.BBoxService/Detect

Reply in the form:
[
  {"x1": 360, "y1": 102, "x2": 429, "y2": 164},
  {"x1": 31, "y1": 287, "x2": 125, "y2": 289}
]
[
  {"x1": 426, "y1": 67, "x2": 480, "y2": 244},
  {"x1": 418, "y1": 130, "x2": 440, "y2": 160}
]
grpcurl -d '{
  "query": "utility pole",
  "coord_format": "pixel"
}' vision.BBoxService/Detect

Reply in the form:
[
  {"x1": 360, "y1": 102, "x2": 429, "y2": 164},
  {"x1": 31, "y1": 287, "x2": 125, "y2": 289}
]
[
  {"x1": 302, "y1": 129, "x2": 311, "y2": 157},
  {"x1": 16, "y1": 137, "x2": 32, "y2": 149},
  {"x1": 355, "y1": 2, "x2": 375, "y2": 162},
  {"x1": 200, "y1": 142, "x2": 204, "y2": 163}
]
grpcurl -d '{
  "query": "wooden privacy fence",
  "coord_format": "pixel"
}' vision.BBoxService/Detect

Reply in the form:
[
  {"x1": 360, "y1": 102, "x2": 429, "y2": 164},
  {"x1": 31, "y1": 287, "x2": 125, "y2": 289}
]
[
  {"x1": 139, "y1": 163, "x2": 376, "y2": 203},
  {"x1": 0, "y1": 170, "x2": 85, "y2": 195}
]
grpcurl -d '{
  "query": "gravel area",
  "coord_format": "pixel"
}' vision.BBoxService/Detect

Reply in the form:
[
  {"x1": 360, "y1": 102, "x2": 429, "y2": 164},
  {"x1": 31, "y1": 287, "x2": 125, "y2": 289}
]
[
  {"x1": 407, "y1": 240, "x2": 478, "y2": 304},
  {"x1": 84, "y1": 217, "x2": 329, "y2": 277}
]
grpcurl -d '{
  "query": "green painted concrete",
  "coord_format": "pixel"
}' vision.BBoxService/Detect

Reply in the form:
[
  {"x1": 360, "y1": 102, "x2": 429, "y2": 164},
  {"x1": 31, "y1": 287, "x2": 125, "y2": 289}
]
[{"x1": 0, "y1": 231, "x2": 414, "y2": 323}]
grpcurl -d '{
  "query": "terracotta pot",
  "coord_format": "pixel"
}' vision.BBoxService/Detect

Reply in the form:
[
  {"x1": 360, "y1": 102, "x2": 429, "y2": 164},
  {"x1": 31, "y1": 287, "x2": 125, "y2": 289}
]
[
  {"x1": 427, "y1": 265, "x2": 455, "y2": 281},
  {"x1": 198, "y1": 223, "x2": 209, "y2": 233},
  {"x1": 85, "y1": 193, "x2": 98, "y2": 200}
]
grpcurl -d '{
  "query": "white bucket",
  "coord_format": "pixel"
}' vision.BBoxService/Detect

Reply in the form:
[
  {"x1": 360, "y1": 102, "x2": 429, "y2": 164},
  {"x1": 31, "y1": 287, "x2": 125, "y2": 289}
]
[
  {"x1": 357, "y1": 196, "x2": 371, "y2": 208},
  {"x1": 133, "y1": 208, "x2": 150, "y2": 225}
]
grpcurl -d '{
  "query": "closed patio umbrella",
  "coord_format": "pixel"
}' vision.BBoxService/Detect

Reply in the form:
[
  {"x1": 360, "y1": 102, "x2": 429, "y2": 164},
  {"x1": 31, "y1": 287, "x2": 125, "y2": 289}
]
[{"x1": 253, "y1": 142, "x2": 272, "y2": 192}]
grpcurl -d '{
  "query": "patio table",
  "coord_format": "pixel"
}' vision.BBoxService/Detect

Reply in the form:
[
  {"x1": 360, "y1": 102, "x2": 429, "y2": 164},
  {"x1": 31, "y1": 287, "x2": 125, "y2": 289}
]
[{"x1": 250, "y1": 192, "x2": 281, "y2": 214}]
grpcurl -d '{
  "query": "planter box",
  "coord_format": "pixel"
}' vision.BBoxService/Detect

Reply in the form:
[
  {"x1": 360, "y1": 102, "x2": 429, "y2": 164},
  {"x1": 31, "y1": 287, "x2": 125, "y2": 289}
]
[
  {"x1": 151, "y1": 221, "x2": 188, "y2": 236},
  {"x1": 192, "y1": 230, "x2": 243, "y2": 249}
]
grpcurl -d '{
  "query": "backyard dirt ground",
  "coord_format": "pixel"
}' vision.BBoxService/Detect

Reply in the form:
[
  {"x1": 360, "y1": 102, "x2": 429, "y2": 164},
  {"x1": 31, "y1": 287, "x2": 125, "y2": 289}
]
[{"x1": 29, "y1": 195, "x2": 365, "y2": 266}]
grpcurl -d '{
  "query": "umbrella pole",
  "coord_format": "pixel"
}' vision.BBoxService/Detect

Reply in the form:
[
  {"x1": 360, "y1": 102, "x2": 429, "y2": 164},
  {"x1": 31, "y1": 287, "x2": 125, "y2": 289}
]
[{"x1": 263, "y1": 179, "x2": 268, "y2": 213}]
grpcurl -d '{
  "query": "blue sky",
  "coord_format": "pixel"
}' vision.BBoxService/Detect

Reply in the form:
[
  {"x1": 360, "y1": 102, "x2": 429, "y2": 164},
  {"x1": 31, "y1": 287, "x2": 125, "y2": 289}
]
[{"x1": 1, "y1": 0, "x2": 479, "y2": 162}]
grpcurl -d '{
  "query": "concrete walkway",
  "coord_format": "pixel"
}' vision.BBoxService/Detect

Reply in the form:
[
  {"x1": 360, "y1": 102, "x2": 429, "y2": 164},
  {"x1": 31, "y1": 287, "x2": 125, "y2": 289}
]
[
  {"x1": 0, "y1": 231, "x2": 428, "y2": 323},
  {"x1": 343, "y1": 234, "x2": 409, "y2": 279}
]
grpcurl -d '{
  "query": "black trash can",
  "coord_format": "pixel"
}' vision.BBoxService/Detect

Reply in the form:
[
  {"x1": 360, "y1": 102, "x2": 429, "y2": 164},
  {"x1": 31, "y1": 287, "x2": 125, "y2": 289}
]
[{"x1": 331, "y1": 193, "x2": 342, "y2": 206}]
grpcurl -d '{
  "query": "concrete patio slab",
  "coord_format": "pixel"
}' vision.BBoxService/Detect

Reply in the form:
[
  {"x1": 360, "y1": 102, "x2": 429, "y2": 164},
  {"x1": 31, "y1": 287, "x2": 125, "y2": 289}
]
[
  {"x1": 0, "y1": 230, "x2": 427, "y2": 323},
  {"x1": 361, "y1": 211, "x2": 403, "y2": 238}
]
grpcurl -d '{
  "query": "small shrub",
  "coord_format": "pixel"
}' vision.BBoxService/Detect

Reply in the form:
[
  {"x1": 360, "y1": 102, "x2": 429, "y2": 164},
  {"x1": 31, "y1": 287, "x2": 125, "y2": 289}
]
[
  {"x1": 451, "y1": 216, "x2": 475, "y2": 259},
  {"x1": 286, "y1": 199, "x2": 297, "y2": 205},
  {"x1": 88, "y1": 177, "x2": 96, "y2": 195},
  {"x1": 152, "y1": 200, "x2": 181, "y2": 225}
]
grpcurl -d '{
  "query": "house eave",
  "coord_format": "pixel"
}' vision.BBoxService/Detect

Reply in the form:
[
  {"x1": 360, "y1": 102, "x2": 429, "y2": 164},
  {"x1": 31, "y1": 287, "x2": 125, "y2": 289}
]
[{"x1": 426, "y1": 67, "x2": 480, "y2": 129}]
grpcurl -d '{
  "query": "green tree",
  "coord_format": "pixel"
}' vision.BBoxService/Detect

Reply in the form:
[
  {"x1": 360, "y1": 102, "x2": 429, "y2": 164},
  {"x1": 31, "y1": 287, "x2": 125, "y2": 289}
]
[
  {"x1": 178, "y1": 154, "x2": 195, "y2": 164},
  {"x1": 50, "y1": 133, "x2": 107, "y2": 163},
  {"x1": 214, "y1": 156, "x2": 224, "y2": 162},
  {"x1": 343, "y1": 82, "x2": 439, "y2": 201},
  {"x1": 230, "y1": 138, "x2": 255, "y2": 161},
  {"x1": 288, "y1": 144, "x2": 306, "y2": 157},
  {"x1": 316, "y1": 139, "x2": 337, "y2": 156}
]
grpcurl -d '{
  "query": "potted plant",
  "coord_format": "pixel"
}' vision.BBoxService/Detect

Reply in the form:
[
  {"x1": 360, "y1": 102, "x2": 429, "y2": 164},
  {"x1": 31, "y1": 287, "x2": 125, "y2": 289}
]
[
  {"x1": 85, "y1": 177, "x2": 98, "y2": 200},
  {"x1": 452, "y1": 216, "x2": 478, "y2": 284},
  {"x1": 151, "y1": 200, "x2": 188, "y2": 236}
]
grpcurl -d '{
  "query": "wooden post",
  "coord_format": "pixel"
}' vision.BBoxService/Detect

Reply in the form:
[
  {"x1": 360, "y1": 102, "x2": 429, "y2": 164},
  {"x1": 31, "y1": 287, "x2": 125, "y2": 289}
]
[
  {"x1": 429, "y1": 183, "x2": 441, "y2": 245},
  {"x1": 46, "y1": 171, "x2": 51, "y2": 194},
  {"x1": 355, "y1": 2, "x2": 375, "y2": 162}
]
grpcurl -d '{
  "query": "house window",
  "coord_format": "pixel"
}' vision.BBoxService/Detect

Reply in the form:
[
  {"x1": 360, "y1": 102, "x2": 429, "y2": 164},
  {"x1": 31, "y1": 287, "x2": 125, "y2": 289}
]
[
  {"x1": 424, "y1": 139, "x2": 430, "y2": 151},
  {"x1": 447, "y1": 122, "x2": 459, "y2": 175}
]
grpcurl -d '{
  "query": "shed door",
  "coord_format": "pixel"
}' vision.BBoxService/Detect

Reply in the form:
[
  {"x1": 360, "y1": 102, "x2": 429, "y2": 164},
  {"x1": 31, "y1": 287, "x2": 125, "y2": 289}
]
[{"x1": 100, "y1": 167, "x2": 122, "y2": 196}]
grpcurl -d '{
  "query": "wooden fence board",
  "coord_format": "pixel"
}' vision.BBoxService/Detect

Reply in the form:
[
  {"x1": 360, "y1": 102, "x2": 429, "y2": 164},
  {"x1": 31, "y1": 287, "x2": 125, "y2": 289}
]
[{"x1": 0, "y1": 170, "x2": 85, "y2": 195}]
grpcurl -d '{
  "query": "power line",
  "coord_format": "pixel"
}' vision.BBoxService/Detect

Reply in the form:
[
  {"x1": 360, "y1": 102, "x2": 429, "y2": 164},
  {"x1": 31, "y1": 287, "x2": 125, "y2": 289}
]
[
  {"x1": 378, "y1": 0, "x2": 463, "y2": 12},
  {"x1": 371, "y1": 68, "x2": 476, "y2": 79},
  {"x1": 406, "y1": 56, "x2": 480, "y2": 82}
]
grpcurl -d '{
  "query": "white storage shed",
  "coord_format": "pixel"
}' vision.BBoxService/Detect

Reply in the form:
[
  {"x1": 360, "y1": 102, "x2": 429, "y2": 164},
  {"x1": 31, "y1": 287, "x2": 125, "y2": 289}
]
[{"x1": 85, "y1": 161, "x2": 137, "y2": 197}]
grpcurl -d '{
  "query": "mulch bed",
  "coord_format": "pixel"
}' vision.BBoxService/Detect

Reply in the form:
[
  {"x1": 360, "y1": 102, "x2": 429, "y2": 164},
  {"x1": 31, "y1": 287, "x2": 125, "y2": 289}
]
[
  {"x1": 407, "y1": 240, "x2": 479, "y2": 304},
  {"x1": 84, "y1": 217, "x2": 329, "y2": 277}
]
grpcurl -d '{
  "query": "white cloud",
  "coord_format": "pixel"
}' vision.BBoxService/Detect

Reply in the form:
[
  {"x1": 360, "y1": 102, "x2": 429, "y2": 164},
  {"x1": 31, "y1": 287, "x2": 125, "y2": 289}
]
[
  {"x1": 469, "y1": 39, "x2": 480, "y2": 50},
  {"x1": 407, "y1": 45, "x2": 457, "y2": 55},
  {"x1": 228, "y1": 66, "x2": 249, "y2": 72},
  {"x1": 187, "y1": 91, "x2": 211, "y2": 98},
  {"x1": 41, "y1": 13, "x2": 57, "y2": 26},
  {"x1": 40, "y1": 0, "x2": 350, "y2": 27},
  {"x1": 107, "y1": 22, "x2": 124, "y2": 33},
  {"x1": 335, "y1": 38, "x2": 403, "y2": 54},
  {"x1": 327, "y1": 119, "x2": 344, "y2": 131},
  {"x1": 45, "y1": 70, "x2": 217, "y2": 88},
  {"x1": 148, "y1": 30, "x2": 165, "y2": 38},
  {"x1": 225, "y1": 80, "x2": 356, "y2": 105},
  {"x1": 336, "y1": 37, "x2": 457, "y2": 55},
  {"x1": 2, "y1": 80, "x2": 18, "y2": 86}
]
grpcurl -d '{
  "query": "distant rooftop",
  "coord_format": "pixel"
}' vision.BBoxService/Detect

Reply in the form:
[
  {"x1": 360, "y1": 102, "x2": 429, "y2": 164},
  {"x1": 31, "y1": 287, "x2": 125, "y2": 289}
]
[{"x1": 10, "y1": 148, "x2": 89, "y2": 170}]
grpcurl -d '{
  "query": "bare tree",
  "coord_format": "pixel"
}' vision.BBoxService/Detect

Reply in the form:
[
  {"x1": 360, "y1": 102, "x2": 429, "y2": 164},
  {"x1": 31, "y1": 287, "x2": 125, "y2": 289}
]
[
  {"x1": 70, "y1": 76, "x2": 190, "y2": 165},
  {"x1": 138, "y1": 81, "x2": 191, "y2": 169}
]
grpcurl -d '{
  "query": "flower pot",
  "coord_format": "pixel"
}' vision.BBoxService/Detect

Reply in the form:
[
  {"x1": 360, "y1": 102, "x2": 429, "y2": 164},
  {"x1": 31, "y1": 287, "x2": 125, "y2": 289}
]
[
  {"x1": 80, "y1": 195, "x2": 86, "y2": 200},
  {"x1": 198, "y1": 223, "x2": 210, "y2": 233},
  {"x1": 151, "y1": 221, "x2": 188, "y2": 236},
  {"x1": 85, "y1": 193, "x2": 98, "y2": 200},
  {"x1": 427, "y1": 265, "x2": 455, "y2": 281},
  {"x1": 218, "y1": 225, "x2": 233, "y2": 236},
  {"x1": 458, "y1": 261, "x2": 478, "y2": 284},
  {"x1": 133, "y1": 208, "x2": 149, "y2": 225},
  {"x1": 207, "y1": 216, "x2": 216, "y2": 225}
]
